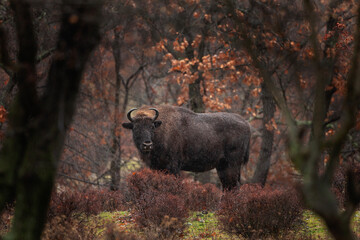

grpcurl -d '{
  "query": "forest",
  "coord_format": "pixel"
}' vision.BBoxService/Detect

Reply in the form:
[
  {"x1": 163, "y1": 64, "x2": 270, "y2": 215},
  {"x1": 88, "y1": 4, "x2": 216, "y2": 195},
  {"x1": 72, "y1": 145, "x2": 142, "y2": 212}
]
[{"x1": 0, "y1": 0, "x2": 360, "y2": 239}]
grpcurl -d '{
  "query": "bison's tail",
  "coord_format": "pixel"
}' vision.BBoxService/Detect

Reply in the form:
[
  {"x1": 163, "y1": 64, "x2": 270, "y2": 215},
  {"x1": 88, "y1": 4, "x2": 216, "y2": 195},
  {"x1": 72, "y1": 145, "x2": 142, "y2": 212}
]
[{"x1": 243, "y1": 140, "x2": 250, "y2": 165}]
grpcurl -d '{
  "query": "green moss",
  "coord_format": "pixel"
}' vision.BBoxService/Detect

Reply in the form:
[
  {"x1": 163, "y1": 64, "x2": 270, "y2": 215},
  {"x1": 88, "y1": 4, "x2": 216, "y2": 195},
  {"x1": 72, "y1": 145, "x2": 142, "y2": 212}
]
[
  {"x1": 300, "y1": 211, "x2": 331, "y2": 239},
  {"x1": 84, "y1": 209, "x2": 360, "y2": 239},
  {"x1": 185, "y1": 212, "x2": 233, "y2": 239},
  {"x1": 97, "y1": 211, "x2": 129, "y2": 220}
]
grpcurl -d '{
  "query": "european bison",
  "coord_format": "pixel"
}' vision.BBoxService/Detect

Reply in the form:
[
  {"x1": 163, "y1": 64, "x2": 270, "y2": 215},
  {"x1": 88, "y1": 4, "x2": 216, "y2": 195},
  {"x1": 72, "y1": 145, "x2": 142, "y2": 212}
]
[{"x1": 122, "y1": 105, "x2": 250, "y2": 189}]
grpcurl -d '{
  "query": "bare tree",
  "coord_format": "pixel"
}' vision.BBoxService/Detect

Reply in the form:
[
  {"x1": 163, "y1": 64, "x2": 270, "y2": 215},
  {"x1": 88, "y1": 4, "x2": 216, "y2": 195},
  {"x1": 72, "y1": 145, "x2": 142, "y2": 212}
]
[{"x1": 110, "y1": 27, "x2": 144, "y2": 190}]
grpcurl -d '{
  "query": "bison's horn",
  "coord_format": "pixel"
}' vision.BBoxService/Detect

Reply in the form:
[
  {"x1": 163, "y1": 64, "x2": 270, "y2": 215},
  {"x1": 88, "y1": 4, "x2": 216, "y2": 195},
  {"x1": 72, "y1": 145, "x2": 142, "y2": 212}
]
[
  {"x1": 149, "y1": 108, "x2": 159, "y2": 121},
  {"x1": 127, "y1": 108, "x2": 137, "y2": 122}
]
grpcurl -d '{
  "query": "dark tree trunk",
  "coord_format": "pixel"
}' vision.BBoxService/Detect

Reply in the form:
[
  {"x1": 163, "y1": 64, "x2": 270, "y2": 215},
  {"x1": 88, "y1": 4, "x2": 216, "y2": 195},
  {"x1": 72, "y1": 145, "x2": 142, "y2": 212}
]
[
  {"x1": 252, "y1": 81, "x2": 276, "y2": 186},
  {"x1": 110, "y1": 28, "x2": 122, "y2": 191},
  {"x1": 0, "y1": 1, "x2": 102, "y2": 239},
  {"x1": 184, "y1": 31, "x2": 211, "y2": 182},
  {"x1": 185, "y1": 30, "x2": 206, "y2": 113},
  {"x1": 189, "y1": 79, "x2": 205, "y2": 113}
]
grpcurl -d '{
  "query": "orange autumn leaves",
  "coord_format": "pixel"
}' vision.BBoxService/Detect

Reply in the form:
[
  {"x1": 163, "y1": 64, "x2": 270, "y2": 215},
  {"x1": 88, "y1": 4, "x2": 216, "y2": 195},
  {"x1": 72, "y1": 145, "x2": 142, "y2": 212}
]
[
  {"x1": 0, "y1": 105, "x2": 6, "y2": 123},
  {"x1": 157, "y1": 36, "x2": 262, "y2": 111}
]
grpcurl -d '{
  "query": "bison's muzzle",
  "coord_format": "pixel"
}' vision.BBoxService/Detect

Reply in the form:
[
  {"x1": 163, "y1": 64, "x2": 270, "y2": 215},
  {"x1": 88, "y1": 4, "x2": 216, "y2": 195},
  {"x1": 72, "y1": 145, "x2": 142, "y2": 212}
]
[{"x1": 142, "y1": 141, "x2": 153, "y2": 152}]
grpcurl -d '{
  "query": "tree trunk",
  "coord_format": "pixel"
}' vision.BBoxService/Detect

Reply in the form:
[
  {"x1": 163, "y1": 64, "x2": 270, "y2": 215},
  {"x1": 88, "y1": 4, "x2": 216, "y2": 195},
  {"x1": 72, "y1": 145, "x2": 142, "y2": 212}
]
[
  {"x1": 188, "y1": 75, "x2": 210, "y2": 183},
  {"x1": 110, "y1": 28, "x2": 122, "y2": 191},
  {"x1": 0, "y1": 1, "x2": 102, "y2": 239},
  {"x1": 189, "y1": 79, "x2": 205, "y2": 113},
  {"x1": 251, "y1": 82, "x2": 276, "y2": 186},
  {"x1": 185, "y1": 30, "x2": 206, "y2": 113}
]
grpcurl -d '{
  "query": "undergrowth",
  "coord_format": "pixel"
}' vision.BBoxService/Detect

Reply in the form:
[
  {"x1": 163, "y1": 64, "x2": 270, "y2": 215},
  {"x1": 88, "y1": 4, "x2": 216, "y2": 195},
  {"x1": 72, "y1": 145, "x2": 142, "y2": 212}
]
[
  {"x1": 217, "y1": 184, "x2": 303, "y2": 238},
  {"x1": 2, "y1": 169, "x2": 360, "y2": 239}
]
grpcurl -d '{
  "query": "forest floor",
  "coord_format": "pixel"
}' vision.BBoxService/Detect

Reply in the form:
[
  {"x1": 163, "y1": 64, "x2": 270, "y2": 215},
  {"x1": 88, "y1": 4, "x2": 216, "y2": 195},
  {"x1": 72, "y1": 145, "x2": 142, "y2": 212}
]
[
  {"x1": 93, "y1": 210, "x2": 360, "y2": 239},
  {"x1": 2, "y1": 204, "x2": 360, "y2": 239}
]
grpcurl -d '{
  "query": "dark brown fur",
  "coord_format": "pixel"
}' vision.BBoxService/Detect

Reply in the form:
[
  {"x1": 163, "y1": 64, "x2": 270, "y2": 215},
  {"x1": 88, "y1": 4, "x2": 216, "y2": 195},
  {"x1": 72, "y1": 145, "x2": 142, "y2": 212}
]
[{"x1": 122, "y1": 105, "x2": 250, "y2": 190}]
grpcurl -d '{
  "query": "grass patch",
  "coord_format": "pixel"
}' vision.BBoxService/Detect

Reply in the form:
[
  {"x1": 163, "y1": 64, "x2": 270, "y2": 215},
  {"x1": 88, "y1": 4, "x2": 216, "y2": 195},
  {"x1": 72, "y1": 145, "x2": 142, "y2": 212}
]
[
  {"x1": 93, "y1": 210, "x2": 360, "y2": 239},
  {"x1": 353, "y1": 211, "x2": 360, "y2": 238},
  {"x1": 300, "y1": 211, "x2": 332, "y2": 239},
  {"x1": 97, "y1": 211, "x2": 136, "y2": 234},
  {"x1": 1, "y1": 209, "x2": 355, "y2": 239},
  {"x1": 185, "y1": 211, "x2": 233, "y2": 239}
]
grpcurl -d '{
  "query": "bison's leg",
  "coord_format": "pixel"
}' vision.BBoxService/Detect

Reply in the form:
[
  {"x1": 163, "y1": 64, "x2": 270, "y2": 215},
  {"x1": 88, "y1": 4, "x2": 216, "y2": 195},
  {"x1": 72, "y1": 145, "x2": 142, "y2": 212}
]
[
  {"x1": 164, "y1": 165, "x2": 181, "y2": 176},
  {"x1": 217, "y1": 148, "x2": 245, "y2": 190},
  {"x1": 216, "y1": 142, "x2": 249, "y2": 190},
  {"x1": 216, "y1": 166, "x2": 241, "y2": 190}
]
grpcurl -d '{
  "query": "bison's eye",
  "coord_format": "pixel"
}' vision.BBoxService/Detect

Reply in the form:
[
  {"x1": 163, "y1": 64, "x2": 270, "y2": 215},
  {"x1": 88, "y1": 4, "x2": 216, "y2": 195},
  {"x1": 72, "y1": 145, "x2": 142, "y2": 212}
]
[
  {"x1": 153, "y1": 120, "x2": 162, "y2": 128},
  {"x1": 132, "y1": 125, "x2": 139, "y2": 131}
]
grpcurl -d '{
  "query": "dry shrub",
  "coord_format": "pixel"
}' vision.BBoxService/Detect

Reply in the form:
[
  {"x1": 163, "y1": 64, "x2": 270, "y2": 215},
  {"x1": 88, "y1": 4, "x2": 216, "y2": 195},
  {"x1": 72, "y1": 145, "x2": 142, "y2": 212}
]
[
  {"x1": 104, "y1": 224, "x2": 143, "y2": 240},
  {"x1": 44, "y1": 187, "x2": 124, "y2": 240},
  {"x1": 135, "y1": 193, "x2": 188, "y2": 226},
  {"x1": 48, "y1": 188, "x2": 123, "y2": 219},
  {"x1": 125, "y1": 169, "x2": 190, "y2": 239},
  {"x1": 125, "y1": 169, "x2": 224, "y2": 238},
  {"x1": 125, "y1": 169, "x2": 222, "y2": 210},
  {"x1": 48, "y1": 191, "x2": 85, "y2": 219},
  {"x1": 42, "y1": 215, "x2": 105, "y2": 240},
  {"x1": 125, "y1": 168, "x2": 187, "y2": 205},
  {"x1": 85, "y1": 188, "x2": 124, "y2": 212},
  {"x1": 144, "y1": 215, "x2": 187, "y2": 240},
  {"x1": 184, "y1": 181, "x2": 221, "y2": 211},
  {"x1": 217, "y1": 184, "x2": 303, "y2": 238}
]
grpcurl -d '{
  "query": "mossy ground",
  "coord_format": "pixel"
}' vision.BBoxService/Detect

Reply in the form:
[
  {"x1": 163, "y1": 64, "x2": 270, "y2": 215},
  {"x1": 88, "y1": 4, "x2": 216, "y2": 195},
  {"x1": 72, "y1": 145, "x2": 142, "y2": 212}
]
[
  {"x1": 2, "y1": 209, "x2": 360, "y2": 239},
  {"x1": 94, "y1": 210, "x2": 360, "y2": 239}
]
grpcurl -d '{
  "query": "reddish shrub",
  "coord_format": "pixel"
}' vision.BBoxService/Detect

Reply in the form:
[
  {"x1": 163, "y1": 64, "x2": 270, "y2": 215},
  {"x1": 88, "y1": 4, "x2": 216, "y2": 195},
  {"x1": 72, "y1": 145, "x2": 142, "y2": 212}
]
[
  {"x1": 132, "y1": 192, "x2": 189, "y2": 239},
  {"x1": 125, "y1": 169, "x2": 187, "y2": 206},
  {"x1": 45, "y1": 187, "x2": 124, "y2": 239},
  {"x1": 125, "y1": 169, "x2": 222, "y2": 211},
  {"x1": 48, "y1": 190, "x2": 86, "y2": 218},
  {"x1": 104, "y1": 224, "x2": 143, "y2": 240},
  {"x1": 217, "y1": 184, "x2": 303, "y2": 238},
  {"x1": 85, "y1": 188, "x2": 124, "y2": 212},
  {"x1": 134, "y1": 193, "x2": 188, "y2": 227},
  {"x1": 42, "y1": 215, "x2": 105, "y2": 240},
  {"x1": 48, "y1": 188, "x2": 123, "y2": 218},
  {"x1": 184, "y1": 181, "x2": 221, "y2": 211},
  {"x1": 125, "y1": 169, "x2": 190, "y2": 238}
]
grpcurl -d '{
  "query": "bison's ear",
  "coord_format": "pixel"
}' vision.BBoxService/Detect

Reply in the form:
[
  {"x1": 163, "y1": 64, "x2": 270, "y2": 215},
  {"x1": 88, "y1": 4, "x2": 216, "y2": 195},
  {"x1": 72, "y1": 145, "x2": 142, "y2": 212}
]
[
  {"x1": 154, "y1": 120, "x2": 162, "y2": 128},
  {"x1": 122, "y1": 122, "x2": 133, "y2": 129}
]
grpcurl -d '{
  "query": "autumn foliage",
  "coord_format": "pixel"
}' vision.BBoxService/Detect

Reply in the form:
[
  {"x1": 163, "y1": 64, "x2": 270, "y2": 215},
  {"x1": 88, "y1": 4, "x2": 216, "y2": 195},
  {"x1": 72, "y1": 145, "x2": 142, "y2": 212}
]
[
  {"x1": 125, "y1": 169, "x2": 190, "y2": 238},
  {"x1": 184, "y1": 181, "x2": 221, "y2": 211},
  {"x1": 125, "y1": 169, "x2": 186, "y2": 204},
  {"x1": 48, "y1": 188, "x2": 124, "y2": 219},
  {"x1": 124, "y1": 169, "x2": 222, "y2": 238},
  {"x1": 0, "y1": 106, "x2": 6, "y2": 123},
  {"x1": 125, "y1": 168, "x2": 221, "y2": 211},
  {"x1": 217, "y1": 184, "x2": 303, "y2": 238}
]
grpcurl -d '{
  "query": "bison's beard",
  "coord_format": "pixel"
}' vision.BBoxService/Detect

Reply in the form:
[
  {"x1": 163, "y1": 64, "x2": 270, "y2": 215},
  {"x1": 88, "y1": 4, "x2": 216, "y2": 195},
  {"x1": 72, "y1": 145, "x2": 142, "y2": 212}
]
[{"x1": 139, "y1": 148, "x2": 152, "y2": 155}]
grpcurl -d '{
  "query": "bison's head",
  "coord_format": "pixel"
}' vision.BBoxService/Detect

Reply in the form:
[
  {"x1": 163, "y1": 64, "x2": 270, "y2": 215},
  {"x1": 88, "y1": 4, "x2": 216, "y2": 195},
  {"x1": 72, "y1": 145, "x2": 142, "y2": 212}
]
[{"x1": 122, "y1": 108, "x2": 162, "y2": 154}]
